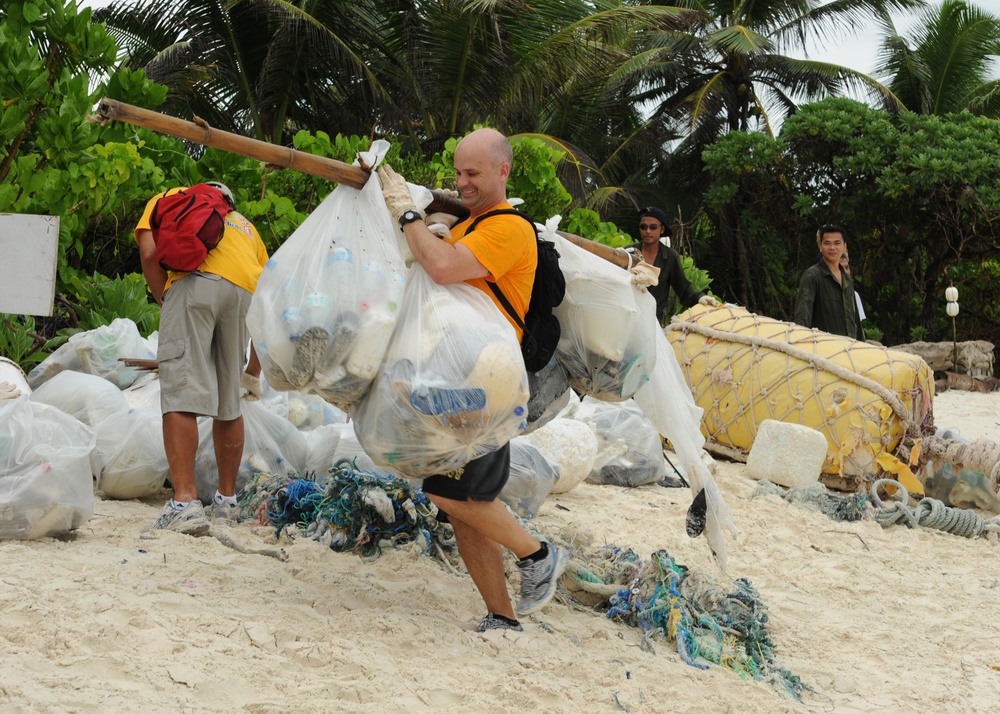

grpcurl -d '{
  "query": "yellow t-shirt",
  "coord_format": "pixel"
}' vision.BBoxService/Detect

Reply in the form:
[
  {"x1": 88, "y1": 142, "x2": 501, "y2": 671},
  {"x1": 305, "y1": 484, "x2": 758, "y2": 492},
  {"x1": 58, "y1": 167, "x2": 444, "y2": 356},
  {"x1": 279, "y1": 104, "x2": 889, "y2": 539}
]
[
  {"x1": 448, "y1": 202, "x2": 536, "y2": 342},
  {"x1": 134, "y1": 188, "x2": 270, "y2": 294}
]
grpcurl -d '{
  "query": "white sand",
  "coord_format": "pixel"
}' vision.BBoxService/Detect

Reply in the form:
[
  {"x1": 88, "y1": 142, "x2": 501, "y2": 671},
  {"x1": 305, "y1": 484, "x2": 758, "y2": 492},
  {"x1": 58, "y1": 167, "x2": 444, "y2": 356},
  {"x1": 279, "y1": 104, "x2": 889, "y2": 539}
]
[{"x1": 2, "y1": 389, "x2": 999, "y2": 713}]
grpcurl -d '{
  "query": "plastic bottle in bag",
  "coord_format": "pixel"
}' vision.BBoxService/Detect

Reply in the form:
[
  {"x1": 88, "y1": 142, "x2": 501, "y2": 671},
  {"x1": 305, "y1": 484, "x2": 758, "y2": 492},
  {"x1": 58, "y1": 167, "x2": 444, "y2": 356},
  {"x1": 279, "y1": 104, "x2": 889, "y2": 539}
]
[
  {"x1": 301, "y1": 291, "x2": 334, "y2": 329},
  {"x1": 388, "y1": 272, "x2": 406, "y2": 313},
  {"x1": 359, "y1": 260, "x2": 385, "y2": 312},
  {"x1": 282, "y1": 306, "x2": 304, "y2": 342},
  {"x1": 326, "y1": 245, "x2": 355, "y2": 305}
]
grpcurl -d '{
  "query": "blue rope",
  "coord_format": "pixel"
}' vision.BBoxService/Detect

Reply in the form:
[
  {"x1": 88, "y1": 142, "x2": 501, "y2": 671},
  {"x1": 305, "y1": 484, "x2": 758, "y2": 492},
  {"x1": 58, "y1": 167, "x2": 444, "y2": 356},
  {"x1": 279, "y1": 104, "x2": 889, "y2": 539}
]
[
  {"x1": 266, "y1": 479, "x2": 324, "y2": 532},
  {"x1": 249, "y1": 460, "x2": 453, "y2": 559}
]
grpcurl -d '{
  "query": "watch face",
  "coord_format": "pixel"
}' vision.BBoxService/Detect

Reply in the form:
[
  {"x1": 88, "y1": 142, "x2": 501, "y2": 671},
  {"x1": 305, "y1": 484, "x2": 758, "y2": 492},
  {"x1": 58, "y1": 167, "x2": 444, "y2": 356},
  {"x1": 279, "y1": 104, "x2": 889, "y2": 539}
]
[{"x1": 400, "y1": 210, "x2": 422, "y2": 226}]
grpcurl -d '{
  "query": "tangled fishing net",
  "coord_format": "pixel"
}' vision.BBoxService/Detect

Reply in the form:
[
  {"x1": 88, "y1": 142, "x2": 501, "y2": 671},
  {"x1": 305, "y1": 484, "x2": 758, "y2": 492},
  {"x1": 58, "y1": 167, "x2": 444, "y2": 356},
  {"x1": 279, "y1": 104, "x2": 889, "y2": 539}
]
[
  {"x1": 546, "y1": 529, "x2": 807, "y2": 700},
  {"x1": 751, "y1": 480, "x2": 871, "y2": 522},
  {"x1": 240, "y1": 460, "x2": 803, "y2": 697},
  {"x1": 240, "y1": 459, "x2": 454, "y2": 559}
]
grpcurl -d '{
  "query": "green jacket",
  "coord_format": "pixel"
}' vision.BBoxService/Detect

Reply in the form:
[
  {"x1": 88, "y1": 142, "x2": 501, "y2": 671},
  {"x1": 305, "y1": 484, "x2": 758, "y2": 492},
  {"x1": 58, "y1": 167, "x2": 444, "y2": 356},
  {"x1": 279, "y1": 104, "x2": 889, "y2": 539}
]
[{"x1": 793, "y1": 261, "x2": 864, "y2": 340}]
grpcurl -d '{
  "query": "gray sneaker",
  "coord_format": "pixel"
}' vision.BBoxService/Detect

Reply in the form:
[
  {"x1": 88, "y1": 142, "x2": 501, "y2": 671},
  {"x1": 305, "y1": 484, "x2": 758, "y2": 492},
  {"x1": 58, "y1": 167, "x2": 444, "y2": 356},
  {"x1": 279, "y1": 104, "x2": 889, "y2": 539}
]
[
  {"x1": 144, "y1": 500, "x2": 210, "y2": 535},
  {"x1": 207, "y1": 501, "x2": 240, "y2": 524},
  {"x1": 475, "y1": 614, "x2": 524, "y2": 633},
  {"x1": 516, "y1": 543, "x2": 570, "y2": 616}
]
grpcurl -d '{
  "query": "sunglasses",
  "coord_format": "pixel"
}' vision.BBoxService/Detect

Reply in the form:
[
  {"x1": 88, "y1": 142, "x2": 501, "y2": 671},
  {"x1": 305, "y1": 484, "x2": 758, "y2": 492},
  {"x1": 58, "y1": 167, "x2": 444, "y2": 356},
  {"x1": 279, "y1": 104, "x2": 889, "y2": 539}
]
[{"x1": 639, "y1": 223, "x2": 660, "y2": 230}]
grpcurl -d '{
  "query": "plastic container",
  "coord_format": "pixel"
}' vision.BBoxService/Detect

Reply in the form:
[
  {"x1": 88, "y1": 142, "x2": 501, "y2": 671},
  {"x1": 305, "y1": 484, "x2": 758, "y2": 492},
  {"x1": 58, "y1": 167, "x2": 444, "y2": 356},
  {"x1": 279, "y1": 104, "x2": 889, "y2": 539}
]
[{"x1": 920, "y1": 459, "x2": 1000, "y2": 513}]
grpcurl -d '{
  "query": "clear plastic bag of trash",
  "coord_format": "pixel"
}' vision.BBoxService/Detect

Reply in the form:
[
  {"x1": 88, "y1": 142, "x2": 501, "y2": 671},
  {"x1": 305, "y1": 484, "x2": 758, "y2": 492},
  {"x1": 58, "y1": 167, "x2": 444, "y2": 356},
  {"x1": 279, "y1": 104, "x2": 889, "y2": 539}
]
[
  {"x1": 29, "y1": 370, "x2": 129, "y2": 427},
  {"x1": 27, "y1": 318, "x2": 153, "y2": 390},
  {"x1": 499, "y1": 436, "x2": 560, "y2": 518},
  {"x1": 352, "y1": 265, "x2": 529, "y2": 477},
  {"x1": 193, "y1": 399, "x2": 307, "y2": 504},
  {"x1": 246, "y1": 140, "x2": 415, "y2": 410},
  {"x1": 548, "y1": 221, "x2": 657, "y2": 401},
  {"x1": 94, "y1": 408, "x2": 170, "y2": 500},
  {"x1": 572, "y1": 396, "x2": 666, "y2": 487},
  {"x1": 0, "y1": 398, "x2": 95, "y2": 539}
]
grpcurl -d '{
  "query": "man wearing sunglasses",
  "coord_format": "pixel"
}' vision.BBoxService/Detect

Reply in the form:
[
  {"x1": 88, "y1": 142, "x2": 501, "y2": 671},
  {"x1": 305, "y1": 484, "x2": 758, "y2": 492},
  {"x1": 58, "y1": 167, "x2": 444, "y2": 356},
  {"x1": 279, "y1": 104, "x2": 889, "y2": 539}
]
[
  {"x1": 626, "y1": 206, "x2": 719, "y2": 324},
  {"x1": 793, "y1": 224, "x2": 865, "y2": 340}
]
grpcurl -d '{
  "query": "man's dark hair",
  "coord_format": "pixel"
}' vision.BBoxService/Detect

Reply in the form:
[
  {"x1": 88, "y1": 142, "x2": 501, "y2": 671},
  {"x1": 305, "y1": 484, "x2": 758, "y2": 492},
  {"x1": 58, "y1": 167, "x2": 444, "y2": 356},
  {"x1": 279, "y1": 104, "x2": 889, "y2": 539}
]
[{"x1": 818, "y1": 223, "x2": 846, "y2": 240}]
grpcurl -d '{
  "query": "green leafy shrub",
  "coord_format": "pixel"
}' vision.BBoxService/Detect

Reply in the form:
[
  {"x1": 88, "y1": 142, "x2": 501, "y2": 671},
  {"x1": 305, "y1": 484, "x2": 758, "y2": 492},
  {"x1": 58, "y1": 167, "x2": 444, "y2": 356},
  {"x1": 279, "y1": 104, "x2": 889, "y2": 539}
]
[
  {"x1": 0, "y1": 315, "x2": 49, "y2": 370},
  {"x1": 58, "y1": 272, "x2": 159, "y2": 339},
  {"x1": 680, "y1": 255, "x2": 714, "y2": 297},
  {"x1": 564, "y1": 208, "x2": 631, "y2": 247}
]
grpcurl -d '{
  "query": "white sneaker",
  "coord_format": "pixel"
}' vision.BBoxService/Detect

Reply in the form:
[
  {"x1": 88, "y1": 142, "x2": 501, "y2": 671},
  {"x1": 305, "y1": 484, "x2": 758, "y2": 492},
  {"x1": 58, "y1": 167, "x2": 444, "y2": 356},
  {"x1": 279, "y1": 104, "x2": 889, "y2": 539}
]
[
  {"x1": 144, "y1": 500, "x2": 210, "y2": 535},
  {"x1": 207, "y1": 501, "x2": 240, "y2": 524}
]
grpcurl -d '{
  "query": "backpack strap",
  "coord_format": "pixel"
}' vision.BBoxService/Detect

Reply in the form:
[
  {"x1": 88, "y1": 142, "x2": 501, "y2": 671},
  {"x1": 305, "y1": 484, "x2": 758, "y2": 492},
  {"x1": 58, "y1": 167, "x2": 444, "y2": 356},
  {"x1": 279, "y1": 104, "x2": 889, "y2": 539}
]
[
  {"x1": 466, "y1": 209, "x2": 536, "y2": 330},
  {"x1": 486, "y1": 281, "x2": 526, "y2": 332}
]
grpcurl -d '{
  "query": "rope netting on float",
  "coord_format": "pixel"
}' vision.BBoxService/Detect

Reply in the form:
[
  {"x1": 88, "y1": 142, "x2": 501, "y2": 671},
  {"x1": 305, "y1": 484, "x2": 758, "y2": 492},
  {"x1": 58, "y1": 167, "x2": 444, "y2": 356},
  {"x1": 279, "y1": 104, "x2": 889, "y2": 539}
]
[{"x1": 666, "y1": 305, "x2": 933, "y2": 479}]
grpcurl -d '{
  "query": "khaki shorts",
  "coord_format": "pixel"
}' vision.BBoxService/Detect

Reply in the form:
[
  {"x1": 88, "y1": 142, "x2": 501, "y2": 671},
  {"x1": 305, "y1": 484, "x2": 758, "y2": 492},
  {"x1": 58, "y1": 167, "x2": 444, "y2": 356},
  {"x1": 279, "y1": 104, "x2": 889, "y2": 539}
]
[{"x1": 157, "y1": 272, "x2": 252, "y2": 420}]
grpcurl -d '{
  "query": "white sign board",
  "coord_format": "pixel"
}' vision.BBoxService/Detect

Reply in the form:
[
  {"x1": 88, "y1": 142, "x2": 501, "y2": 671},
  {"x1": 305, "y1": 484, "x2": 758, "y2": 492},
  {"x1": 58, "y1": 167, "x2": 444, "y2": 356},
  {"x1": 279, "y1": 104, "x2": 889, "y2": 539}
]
[{"x1": 0, "y1": 214, "x2": 60, "y2": 317}]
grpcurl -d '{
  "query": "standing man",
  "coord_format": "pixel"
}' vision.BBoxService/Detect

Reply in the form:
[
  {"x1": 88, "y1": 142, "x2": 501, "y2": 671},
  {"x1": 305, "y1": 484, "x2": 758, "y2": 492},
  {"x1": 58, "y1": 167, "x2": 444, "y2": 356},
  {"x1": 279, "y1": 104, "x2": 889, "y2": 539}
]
[
  {"x1": 794, "y1": 224, "x2": 864, "y2": 339},
  {"x1": 626, "y1": 206, "x2": 718, "y2": 323},
  {"x1": 378, "y1": 129, "x2": 569, "y2": 633},
  {"x1": 135, "y1": 182, "x2": 269, "y2": 535}
]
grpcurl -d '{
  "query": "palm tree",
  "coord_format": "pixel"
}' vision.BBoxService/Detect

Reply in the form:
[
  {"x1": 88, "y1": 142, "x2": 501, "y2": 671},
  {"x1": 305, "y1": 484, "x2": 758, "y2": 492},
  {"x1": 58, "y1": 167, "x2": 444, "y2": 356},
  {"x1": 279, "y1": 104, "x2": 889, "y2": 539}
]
[
  {"x1": 597, "y1": 0, "x2": 924, "y2": 223},
  {"x1": 630, "y1": 0, "x2": 925, "y2": 142},
  {"x1": 97, "y1": 0, "x2": 692, "y2": 217},
  {"x1": 95, "y1": 0, "x2": 397, "y2": 144},
  {"x1": 875, "y1": 0, "x2": 1000, "y2": 116},
  {"x1": 374, "y1": 1, "x2": 696, "y2": 218}
]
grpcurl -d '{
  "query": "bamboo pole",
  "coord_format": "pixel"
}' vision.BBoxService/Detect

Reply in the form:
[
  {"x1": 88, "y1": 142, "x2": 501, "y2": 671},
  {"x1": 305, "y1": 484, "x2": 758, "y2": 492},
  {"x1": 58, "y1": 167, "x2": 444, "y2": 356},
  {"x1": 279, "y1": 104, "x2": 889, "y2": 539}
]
[{"x1": 92, "y1": 98, "x2": 634, "y2": 270}]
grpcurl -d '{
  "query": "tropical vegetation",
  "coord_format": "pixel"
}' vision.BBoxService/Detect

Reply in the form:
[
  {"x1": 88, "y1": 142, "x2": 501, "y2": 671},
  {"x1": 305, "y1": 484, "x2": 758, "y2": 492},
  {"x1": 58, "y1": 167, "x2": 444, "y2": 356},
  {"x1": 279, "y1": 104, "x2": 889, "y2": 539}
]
[
  {"x1": 876, "y1": 0, "x2": 1000, "y2": 116},
  {"x1": 2, "y1": 0, "x2": 1000, "y2": 369}
]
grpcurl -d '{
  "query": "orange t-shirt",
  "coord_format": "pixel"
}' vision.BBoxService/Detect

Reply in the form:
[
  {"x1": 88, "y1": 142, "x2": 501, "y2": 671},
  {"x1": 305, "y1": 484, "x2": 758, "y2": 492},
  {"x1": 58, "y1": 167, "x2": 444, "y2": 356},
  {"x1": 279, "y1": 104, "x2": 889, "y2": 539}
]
[{"x1": 448, "y1": 203, "x2": 536, "y2": 342}]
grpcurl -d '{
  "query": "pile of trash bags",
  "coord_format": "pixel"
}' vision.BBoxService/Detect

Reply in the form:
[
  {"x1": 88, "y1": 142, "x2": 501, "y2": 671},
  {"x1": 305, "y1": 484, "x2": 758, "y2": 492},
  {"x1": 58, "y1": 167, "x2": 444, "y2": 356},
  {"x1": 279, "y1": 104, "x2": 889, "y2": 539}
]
[{"x1": 0, "y1": 312, "x2": 679, "y2": 539}]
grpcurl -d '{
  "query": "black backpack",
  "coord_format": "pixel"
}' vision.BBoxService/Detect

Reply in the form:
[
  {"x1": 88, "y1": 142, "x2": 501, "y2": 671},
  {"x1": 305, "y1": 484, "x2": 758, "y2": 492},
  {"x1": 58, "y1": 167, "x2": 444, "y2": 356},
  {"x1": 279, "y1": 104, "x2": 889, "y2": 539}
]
[{"x1": 467, "y1": 209, "x2": 565, "y2": 373}]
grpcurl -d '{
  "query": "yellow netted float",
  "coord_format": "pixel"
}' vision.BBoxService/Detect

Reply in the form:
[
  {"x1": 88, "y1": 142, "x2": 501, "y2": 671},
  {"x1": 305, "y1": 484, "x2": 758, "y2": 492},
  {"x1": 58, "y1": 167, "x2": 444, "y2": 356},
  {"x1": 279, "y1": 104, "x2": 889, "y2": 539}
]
[{"x1": 666, "y1": 304, "x2": 935, "y2": 491}]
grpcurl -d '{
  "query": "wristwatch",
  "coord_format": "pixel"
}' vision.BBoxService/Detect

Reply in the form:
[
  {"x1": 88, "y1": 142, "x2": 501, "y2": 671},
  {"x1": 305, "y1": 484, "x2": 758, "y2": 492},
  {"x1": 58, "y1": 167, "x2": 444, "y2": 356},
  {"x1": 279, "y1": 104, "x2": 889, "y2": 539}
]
[{"x1": 398, "y1": 210, "x2": 423, "y2": 228}]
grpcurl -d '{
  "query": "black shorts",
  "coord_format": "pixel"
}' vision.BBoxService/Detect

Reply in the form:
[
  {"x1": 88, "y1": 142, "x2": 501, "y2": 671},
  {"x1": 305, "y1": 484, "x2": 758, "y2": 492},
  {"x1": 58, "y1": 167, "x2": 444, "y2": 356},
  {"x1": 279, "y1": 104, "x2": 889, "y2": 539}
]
[{"x1": 422, "y1": 444, "x2": 511, "y2": 518}]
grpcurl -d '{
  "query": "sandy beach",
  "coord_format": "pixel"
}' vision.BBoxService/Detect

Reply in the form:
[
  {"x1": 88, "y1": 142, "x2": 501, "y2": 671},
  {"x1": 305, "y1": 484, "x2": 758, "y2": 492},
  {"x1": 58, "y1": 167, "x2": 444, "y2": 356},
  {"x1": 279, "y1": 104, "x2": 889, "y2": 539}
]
[{"x1": 1, "y1": 387, "x2": 998, "y2": 713}]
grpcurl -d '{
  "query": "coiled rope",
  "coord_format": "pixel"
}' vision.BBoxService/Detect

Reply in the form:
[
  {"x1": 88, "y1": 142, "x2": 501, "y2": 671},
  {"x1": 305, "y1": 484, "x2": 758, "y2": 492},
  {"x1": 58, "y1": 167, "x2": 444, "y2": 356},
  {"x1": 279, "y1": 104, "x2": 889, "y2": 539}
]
[{"x1": 870, "y1": 479, "x2": 1000, "y2": 539}]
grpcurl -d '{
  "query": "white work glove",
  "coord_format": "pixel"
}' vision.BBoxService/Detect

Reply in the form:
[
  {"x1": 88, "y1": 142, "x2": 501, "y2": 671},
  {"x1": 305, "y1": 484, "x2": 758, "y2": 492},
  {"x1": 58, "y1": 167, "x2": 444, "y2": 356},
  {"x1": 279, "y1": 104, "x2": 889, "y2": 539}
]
[
  {"x1": 240, "y1": 372, "x2": 262, "y2": 400},
  {"x1": 436, "y1": 188, "x2": 459, "y2": 199},
  {"x1": 425, "y1": 222, "x2": 453, "y2": 239},
  {"x1": 0, "y1": 381, "x2": 21, "y2": 401},
  {"x1": 629, "y1": 261, "x2": 660, "y2": 290},
  {"x1": 378, "y1": 164, "x2": 418, "y2": 225},
  {"x1": 424, "y1": 211, "x2": 459, "y2": 229},
  {"x1": 698, "y1": 294, "x2": 721, "y2": 307}
]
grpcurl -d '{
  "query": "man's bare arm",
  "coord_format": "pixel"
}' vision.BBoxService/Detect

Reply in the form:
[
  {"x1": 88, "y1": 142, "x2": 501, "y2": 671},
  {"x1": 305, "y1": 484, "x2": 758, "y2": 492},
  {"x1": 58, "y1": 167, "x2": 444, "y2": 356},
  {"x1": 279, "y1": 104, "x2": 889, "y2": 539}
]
[
  {"x1": 401, "y1": 221, "x2": 488, "y2": 284},
  {"x1": 136, "y1": 229, "x2": 168, "y2": 304}
]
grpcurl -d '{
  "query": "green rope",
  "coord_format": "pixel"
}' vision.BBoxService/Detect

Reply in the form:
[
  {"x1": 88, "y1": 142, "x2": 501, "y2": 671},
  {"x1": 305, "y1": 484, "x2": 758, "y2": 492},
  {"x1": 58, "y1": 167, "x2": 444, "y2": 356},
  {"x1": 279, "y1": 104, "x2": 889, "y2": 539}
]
[
  {"x1": 240, "y1": 460, "x2": 455, "y2": 560},
  {"x1": 562, "y1": 544, "x2": 806, "y2": 700}
]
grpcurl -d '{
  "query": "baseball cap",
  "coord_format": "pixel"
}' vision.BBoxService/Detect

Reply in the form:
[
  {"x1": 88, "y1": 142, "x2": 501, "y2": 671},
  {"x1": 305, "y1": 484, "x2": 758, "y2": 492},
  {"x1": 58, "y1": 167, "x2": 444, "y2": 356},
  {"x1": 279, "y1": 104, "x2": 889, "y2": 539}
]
[{"x1": 205, "y1": 181, "x2": 236, "y2": 209}]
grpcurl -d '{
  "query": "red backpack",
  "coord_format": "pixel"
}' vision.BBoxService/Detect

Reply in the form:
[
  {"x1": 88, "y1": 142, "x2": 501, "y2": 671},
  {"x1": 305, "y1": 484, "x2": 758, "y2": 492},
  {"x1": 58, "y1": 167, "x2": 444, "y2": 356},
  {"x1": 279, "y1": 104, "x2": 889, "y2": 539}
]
[{"x1": 150, "y1": 184, "x2": 232, "y2": 271}]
